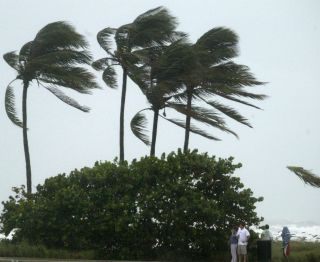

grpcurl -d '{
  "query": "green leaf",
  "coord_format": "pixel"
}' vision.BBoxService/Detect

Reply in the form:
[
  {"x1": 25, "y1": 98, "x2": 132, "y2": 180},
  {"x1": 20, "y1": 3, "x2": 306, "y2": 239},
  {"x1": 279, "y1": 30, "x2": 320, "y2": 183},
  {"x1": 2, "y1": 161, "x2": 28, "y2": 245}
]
[
  {"x1": 45, "y1": 86, "x2": 90, "y2": 112},
  {"x1": 164, "y1": 118, "x2": 221, "y2": 141},
  {"x1": 130, "y1": 110, "x2": 150, "y2": 146},
  {"x1": 287, "y1": 166, "x2": 320, "y2": 188},
  {"x1": 3, "y1": 52, "x2": 20, "y2": 71},
  {"x1": 5, "y1": 84, "x2": 23, "y2": 128},
  {"x1": 201, "y1": 99, "x2": 252, "y2": 128},
  {"x1": 102, "y1": 66, "x2": 117, "y2": 88},
  {"x1": 97, "y1": 27, "x2": 116, "y2": 55}
]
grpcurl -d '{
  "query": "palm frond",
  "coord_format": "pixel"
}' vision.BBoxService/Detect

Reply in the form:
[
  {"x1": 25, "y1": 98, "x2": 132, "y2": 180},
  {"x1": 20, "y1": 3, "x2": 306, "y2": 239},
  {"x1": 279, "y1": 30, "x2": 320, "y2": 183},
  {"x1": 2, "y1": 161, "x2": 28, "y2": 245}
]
[
  {"x1": 131, "y1": 110, "x2": 150, "y2": 146},
  {"x1": 38, "y1": 66, "x2": 100, "y2": 94},
  {"x1": 32, "y1": 21, "x2": 90, "y2": 58},
  {"x1": 206, "y1": 62, "x2": 266, "y2": 88},
  {"x1": 45, "y1": 86, "x2": 90, "y2": 112},
  {"x1": 168, "y1": 102, "x2": 225, "y2": 125},
  {"x1": 102, "y1": 66, "x2": 117, "y2": 88},
  {"x1": 131, "y1": 6, "x2": 178, "y2": 47},
  {"x1": 5, "y1": 84, "x2": 23, "y2": 127},
  {"x1": 287, "y1": 166, "x2": 320, "y2": 188},
  {"x1": 164, "y1": 117, "x2": 221, "y2": 141},
  {"x1": 19, "y1": 41, "x2": 33, "y2": 63},
  {"x1": 30, "y1": 50, "x2": 92, "y2": 66},
  {"x1": 195, "y1": 27, "x2": 239, "y2": 65},
  {"x1": 3, "y1": 51, "x2": 20, "y2": 71},
  {"x1": 214, "y1": 93, "x2": 262, "y2": 110},
  {"x1": 201, "y1": 99, "x2": 252, "y2": 127},
  {"x1": 97, "y1": 27, "x2": 116, "y2": 55},
  {"x1": 92, "y1": 58, "x2": 111, "y2": 71},
  {"x1": 168, "y1": 102, "x2": 238, "y2": 138}
]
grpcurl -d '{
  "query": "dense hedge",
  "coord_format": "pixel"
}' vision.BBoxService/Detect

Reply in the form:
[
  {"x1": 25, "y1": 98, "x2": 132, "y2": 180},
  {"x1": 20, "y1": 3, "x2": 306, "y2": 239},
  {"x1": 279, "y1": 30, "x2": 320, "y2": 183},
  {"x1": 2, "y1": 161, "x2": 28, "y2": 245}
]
[{"x1": 1, "y1": 150, "x2": 262, "y2": 260}]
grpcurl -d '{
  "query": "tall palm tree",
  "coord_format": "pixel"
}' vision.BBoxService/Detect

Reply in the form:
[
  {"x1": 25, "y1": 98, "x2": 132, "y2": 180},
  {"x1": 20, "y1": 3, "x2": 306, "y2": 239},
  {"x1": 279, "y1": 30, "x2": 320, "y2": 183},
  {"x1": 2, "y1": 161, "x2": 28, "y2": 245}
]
[
  {"x1": 3, "y1": 21, "x2": 99, "y2": 193},
  {"x1": 130, "y1": 39, "x2": 230, "y2": 155},
  {"x1": 173, "y1": 27, "x2": 266, "y2": 152},
  {"x1": 93, "y1": 6, "x2": 179, "y2": 162},
  {"x1": 287, "y1": 166, "x2": 320, "y2": 188}
]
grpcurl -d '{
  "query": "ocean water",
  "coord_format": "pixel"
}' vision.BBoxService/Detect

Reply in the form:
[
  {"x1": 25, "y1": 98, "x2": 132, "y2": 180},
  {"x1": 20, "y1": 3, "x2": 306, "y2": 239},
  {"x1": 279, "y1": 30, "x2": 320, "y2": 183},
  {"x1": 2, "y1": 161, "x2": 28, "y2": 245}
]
[
  {"x1": 254, "y1": 224, "x2": 320, "y2": 242},
  {"x1": 1, "y1": 224, "x2": 320, "y2": 242}
]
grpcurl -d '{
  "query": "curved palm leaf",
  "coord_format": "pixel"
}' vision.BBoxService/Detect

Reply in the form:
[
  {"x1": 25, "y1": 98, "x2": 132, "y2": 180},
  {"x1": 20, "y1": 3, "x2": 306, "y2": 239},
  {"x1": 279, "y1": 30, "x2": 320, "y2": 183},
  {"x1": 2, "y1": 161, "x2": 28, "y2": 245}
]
[
  {"x1": 45, "y1": 86, "x2": 90, "y2": 112},
  {"x1": 199, "y1": 99, "x2": 252, "y2": 128},
  {"x1": 168, "y1": 102, "x2": 238, "y2": 138},
  {"x1": 5, "y1": 84, "x2": 23, "y2": 127},
  {"x1": 131, "y1": 110, "x2": 151, "y2": 146},
  {"x1": 214, "y1": 92, "x2": 262, "y2": 109},
  {"x1": 163, "y1": 117, "x2": 221, "y2": 141},
  {"x1": 195, "y1": 27, "x2": 239, "y2": 65},
  {"x1": 19, "y1": 41, "x2": 33, "y2": 62},
  {"x1": 97, "y1": 27, "x2": 117, "y2": 55},
  {"x1": 287, "y1": 166, "x2": 320, "y2": 188},
  {"x1": 31, "y1": 21, "x2": 89, "y2": 58},
  {"x1": 102, "y1": 66, "x2": 117, "y2": 88},
  {"x1": 131, "y1": 6, "x2": 177, "y2": 47},
  {"x1": 3, "y1": 52, "x2": 20, "y2": 70},
  {"x1": 92, "y1": 58, "x2": 112, "y2": 71},
  {"x1": 30, "y1": 50, "x2": 92, "y2": 66}
]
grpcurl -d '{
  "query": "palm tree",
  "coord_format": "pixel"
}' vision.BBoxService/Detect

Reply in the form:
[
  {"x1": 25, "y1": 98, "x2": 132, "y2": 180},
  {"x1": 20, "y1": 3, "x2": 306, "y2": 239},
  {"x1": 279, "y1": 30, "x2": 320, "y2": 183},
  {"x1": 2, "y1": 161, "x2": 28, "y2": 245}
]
[
  {"x1": 93, "y1": 6, "x2": 179, "y2": 162},
  {"x1": 173, "y1": 27, "x2": 267, "y2": 152},
  {"x1": 130, "y1": 39, "x2": 227, "y2": 155},
  {"x1": 287, "y1": 166, "x2": 320, "y2": 188},
  {"x1": 3, "y1": 21, "x2": 99, "y2": 193}
]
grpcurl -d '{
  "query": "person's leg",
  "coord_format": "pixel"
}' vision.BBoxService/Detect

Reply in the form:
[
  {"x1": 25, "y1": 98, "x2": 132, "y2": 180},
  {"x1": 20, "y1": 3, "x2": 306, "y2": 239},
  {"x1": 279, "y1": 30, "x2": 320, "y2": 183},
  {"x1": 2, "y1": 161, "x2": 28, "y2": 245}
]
[{"x1": 231, "y1": 244, "x2": 237, "y2": 262}]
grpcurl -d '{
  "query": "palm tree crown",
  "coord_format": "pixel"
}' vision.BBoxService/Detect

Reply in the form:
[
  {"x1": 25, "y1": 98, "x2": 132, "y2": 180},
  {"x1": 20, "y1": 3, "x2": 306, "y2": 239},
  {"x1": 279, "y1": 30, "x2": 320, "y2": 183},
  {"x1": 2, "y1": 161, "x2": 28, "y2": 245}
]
[
  {"x1": 93, "y1": 6, "x2": 182, "y2": 161},
  {"x1": 4, "y1": 21, "x2": 99, "y2": 193}
]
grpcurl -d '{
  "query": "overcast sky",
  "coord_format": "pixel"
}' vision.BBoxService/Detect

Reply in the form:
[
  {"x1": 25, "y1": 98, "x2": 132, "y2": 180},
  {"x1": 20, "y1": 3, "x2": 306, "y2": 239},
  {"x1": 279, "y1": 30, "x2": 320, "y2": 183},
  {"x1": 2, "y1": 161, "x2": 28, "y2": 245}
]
[{"x1": 1, "y1": 0, "x2": 319, "y2": 225}]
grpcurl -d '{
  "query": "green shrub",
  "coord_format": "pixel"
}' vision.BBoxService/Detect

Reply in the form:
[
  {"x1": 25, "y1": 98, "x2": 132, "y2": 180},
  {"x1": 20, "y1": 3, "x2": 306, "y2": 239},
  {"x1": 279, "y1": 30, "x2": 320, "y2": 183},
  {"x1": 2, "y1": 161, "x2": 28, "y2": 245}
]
[{"x1": 0, "y1": 150, "x2": 263, "y2": 260}]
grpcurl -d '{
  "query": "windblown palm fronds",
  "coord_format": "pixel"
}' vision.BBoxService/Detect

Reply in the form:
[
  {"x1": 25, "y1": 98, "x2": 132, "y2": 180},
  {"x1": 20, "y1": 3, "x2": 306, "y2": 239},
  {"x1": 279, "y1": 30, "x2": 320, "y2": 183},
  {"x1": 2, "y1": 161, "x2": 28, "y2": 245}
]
[
  {"x1": 94, "y1": 6, "x2": 181, "y2": 161},
  {"x1": 3, "y1": 21, "x2": 99, "y2": 193},
  {"x1": 287, "y1": 166, "x2": 320, "y2": 188}
]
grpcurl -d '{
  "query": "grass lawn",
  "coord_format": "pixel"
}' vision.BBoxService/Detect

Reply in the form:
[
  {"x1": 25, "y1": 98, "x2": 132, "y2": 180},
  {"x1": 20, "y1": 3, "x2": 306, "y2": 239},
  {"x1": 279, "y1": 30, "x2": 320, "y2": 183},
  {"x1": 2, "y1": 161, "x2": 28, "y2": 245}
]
[{"x1": 270, "y1": 241, "x2": 320, "y2": 262}]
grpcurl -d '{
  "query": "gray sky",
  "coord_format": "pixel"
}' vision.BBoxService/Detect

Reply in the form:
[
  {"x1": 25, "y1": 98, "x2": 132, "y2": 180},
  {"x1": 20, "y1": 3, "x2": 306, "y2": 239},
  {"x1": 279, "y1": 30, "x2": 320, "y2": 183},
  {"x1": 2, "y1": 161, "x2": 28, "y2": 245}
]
[{"x1": 1, "y1": 0, "x2": 319, "y2": 224}]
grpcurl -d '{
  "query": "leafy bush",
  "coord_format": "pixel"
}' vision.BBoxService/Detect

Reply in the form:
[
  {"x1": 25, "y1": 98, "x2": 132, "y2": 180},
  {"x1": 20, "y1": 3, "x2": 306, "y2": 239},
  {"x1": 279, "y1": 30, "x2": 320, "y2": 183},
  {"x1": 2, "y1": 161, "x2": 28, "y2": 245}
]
[{"x1": 0, "y1": 150, "x2": 262, "y2": 260}]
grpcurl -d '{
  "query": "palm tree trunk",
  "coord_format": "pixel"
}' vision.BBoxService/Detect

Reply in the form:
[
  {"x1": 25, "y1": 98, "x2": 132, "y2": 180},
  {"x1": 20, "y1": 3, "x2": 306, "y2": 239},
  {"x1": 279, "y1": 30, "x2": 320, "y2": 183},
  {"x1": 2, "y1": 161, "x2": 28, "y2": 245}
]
[
  {"x1": 183, "y1": 88, "x2": 193, "y2": 153},
  {"x1": 22, "y1": 82, "x2": 32, "y2": 193},
  {"x1": 119, "y1": 68, "x2": 127, "y2": 162},
  {"x1": 150, "y1": 108, "x2": 159, "y2": 156}
]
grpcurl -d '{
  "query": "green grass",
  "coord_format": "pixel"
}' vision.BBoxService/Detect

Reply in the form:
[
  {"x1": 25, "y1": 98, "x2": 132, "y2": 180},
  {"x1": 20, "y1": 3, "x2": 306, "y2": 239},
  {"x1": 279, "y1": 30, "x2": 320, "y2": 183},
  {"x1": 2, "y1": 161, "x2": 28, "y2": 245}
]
[
  {"x1": 271, "y1": 241, "x2": 320, "y2": 262},
  {"x1": 0, "y1": 240, "x2": 319, "y2": 261},
  {"x1": 0, "y1": 241, "x2": 98, "y2": 259}
]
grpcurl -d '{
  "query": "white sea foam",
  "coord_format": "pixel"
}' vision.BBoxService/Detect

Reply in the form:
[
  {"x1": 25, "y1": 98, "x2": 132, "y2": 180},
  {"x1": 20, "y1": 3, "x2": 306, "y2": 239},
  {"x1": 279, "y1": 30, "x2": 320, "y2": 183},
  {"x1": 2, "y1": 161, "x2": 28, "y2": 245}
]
[{"x1": 254, "y1": 224, "x2": 320, "y2": 242}]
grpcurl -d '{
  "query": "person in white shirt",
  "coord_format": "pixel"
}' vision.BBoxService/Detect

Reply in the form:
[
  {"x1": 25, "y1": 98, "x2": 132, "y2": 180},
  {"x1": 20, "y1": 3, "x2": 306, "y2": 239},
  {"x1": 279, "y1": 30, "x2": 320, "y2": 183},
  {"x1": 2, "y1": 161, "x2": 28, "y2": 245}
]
[{"x1": 237, "y1": 222, "x2": 250, "y2": 262}]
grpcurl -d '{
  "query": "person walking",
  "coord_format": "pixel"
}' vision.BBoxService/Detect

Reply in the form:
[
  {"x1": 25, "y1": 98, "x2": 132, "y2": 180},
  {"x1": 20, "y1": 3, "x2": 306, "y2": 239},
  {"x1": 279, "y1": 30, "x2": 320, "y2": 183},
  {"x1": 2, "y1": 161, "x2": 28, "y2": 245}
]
[
  {"x1": 229, "y1": 227, "x2": 238, "y2": 262},
  {"x1": 237, "y1": 222, "x2": 250, "y2": 262}
]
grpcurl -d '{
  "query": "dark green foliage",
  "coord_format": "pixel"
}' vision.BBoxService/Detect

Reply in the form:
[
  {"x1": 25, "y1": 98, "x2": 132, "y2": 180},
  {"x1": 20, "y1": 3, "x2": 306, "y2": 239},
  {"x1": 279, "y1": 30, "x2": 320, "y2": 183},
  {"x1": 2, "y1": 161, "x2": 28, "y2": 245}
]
[{"x1": 1, "y1": 150, "x2": 262, "y2": 260}]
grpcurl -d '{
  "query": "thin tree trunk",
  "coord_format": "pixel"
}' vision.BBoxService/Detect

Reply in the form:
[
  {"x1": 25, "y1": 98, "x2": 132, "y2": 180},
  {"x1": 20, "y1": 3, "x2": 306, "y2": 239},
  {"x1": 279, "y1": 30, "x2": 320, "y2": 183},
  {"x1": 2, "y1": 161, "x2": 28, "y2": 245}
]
[
  {"x1": 183, "y1": 88, "x2": 193, "y2": 153},
  {"x1": 119, "y1": 68, "x2": 127, "y2": 162},
  {"x1": 22, "y1": 82, "x2": 32, "y2": 193},
  {"x1": 150, "y1": 108, "x2": 159, "y2": 156}
]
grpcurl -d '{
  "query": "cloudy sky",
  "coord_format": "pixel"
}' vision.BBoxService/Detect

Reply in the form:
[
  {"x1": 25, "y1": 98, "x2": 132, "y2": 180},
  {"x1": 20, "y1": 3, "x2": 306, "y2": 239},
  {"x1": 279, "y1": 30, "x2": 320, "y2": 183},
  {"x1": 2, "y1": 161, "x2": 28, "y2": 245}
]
[{"x1": 1, "y1": 0, "x2": 319, "y2": 225}]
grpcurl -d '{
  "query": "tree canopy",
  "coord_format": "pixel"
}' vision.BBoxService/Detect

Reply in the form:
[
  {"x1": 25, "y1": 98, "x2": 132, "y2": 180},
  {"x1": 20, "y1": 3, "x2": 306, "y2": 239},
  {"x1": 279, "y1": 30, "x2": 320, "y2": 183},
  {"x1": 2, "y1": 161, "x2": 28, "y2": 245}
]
[{"x1": 0, "y1": 150, "x2": 262, "y2": 260}]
